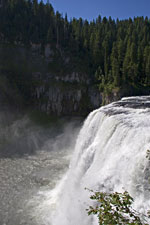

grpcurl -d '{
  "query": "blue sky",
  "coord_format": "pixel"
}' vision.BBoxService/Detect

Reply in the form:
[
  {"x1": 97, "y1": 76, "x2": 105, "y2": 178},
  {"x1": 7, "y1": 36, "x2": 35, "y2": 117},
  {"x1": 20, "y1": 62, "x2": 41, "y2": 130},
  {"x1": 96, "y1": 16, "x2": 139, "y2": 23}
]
[{"x1": 42, "y1": 0, "x2": 150, "y2": 21}]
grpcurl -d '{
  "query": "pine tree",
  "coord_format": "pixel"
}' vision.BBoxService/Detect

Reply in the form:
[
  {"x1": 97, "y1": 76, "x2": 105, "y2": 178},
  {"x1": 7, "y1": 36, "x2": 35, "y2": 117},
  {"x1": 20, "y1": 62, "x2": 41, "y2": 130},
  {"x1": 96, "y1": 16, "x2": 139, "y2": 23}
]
[{"x1": 111, "y1": 43, "x2": 120, "y2": 86}]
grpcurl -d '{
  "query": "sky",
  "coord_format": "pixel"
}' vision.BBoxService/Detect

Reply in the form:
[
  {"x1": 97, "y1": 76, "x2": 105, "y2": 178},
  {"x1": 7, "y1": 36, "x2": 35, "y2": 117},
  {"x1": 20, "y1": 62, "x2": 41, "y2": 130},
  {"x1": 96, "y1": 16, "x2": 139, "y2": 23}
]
[{"x1": 43, "y1": 0, "x2": 150, "y2": 21}]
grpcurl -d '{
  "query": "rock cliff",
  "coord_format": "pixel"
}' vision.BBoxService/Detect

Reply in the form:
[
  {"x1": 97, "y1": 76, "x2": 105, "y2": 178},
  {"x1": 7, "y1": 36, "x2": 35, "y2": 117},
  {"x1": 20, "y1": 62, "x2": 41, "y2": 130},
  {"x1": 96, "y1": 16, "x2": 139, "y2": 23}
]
[
  {"x1": 32, "y1": 71, "x2": 101, "y2": 116},
  {"x1": 0, "y1": 44, "x2": 102, "y2": 116}
]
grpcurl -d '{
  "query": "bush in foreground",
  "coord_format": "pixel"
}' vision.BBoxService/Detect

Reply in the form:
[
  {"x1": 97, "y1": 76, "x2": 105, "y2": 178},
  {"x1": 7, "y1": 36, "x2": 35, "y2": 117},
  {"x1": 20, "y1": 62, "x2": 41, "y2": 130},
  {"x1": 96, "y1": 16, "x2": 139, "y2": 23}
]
[{"x1": 87, "y1": 190, "x2": 150, "y2": 225}]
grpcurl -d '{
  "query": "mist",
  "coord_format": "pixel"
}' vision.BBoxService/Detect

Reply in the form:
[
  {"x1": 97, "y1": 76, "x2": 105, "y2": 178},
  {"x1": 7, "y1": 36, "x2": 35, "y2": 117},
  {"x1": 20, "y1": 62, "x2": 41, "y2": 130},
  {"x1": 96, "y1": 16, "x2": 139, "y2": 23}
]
[{"x1": 0, "y1": 109, "x2": 82, "y2": 225}]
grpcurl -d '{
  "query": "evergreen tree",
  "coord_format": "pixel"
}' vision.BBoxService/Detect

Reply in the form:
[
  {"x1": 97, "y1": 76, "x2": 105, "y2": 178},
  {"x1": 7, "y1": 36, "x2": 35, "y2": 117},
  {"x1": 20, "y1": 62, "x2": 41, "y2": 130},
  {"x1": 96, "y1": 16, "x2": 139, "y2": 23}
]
[
  {"x1": 0, "y1": 0, "x2": 150, "y2": 93},
  {"x1": 111, "y1": 43, "x2": 120, "y2": 86}
]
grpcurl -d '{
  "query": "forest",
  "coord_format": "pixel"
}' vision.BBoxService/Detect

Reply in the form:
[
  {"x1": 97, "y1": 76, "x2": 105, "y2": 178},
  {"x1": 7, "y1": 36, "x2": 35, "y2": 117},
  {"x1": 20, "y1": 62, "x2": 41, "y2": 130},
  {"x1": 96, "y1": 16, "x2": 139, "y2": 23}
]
[{"x1": 0, "y1": 0, "x2": 150, "y2": 95}]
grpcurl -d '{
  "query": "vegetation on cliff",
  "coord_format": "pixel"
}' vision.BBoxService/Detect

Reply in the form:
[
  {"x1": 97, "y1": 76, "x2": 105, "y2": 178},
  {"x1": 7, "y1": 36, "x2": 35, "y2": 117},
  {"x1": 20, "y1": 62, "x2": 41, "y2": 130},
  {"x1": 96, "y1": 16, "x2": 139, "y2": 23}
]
[{"x1": 0, "y1": 0, "x2": 150, "y2": 107}]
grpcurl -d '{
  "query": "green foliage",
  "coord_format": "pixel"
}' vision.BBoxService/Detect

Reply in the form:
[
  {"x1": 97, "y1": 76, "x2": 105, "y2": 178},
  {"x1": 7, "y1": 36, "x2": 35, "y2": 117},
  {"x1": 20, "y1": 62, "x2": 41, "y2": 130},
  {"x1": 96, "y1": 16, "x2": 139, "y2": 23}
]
[
  {"x1": 0, "y1": 1, "x2": 150, "y2": 98},
  {"x1": 87, "y1": 190, "x2": 150, "y2": 225}
]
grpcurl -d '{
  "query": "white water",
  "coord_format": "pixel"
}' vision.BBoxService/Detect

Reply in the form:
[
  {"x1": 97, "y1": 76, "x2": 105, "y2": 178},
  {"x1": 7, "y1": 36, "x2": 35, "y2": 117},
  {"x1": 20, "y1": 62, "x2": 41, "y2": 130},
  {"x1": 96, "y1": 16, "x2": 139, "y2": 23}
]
[{"x1": 44, "y1": 96, "x2": 150, "y2": 225}]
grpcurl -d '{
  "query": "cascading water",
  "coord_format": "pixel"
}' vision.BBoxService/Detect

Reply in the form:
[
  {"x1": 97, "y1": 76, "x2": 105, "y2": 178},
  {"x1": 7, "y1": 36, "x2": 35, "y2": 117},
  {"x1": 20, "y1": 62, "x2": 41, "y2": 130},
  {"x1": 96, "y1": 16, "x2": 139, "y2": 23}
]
[
  {"x1": 1, "y1": 97, "x2": 150, "y2": 225},
  {"x1": 49, "y1": 96, "x2": 150, "y2": 225}
]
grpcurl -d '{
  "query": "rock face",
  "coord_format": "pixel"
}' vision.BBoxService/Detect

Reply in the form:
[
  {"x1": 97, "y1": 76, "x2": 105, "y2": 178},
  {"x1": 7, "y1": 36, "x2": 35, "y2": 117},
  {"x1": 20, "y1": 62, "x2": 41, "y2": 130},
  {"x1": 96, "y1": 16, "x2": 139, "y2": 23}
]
[
  {"x1": 32, "y1": 72, "x2": 102, "y2": 116},
  {"x1": 0, "y1": 43, "x2": 102, "y2": 116}
]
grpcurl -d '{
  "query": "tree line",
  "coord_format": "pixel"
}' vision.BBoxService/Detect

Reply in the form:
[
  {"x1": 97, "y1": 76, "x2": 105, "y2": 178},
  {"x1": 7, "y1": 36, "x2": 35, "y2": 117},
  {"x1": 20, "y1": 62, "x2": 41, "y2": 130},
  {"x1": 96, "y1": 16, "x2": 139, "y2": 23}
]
[{"x1": 0, "y1": 0, "x2": 150, "y2": 92}]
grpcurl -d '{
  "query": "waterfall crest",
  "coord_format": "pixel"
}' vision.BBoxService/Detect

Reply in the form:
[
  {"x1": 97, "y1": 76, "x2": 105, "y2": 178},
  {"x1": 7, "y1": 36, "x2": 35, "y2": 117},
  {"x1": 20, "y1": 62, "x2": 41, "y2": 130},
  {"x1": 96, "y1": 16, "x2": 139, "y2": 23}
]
[{"x1": 51, "y1": 96, "x2": 150, "y2": 225}]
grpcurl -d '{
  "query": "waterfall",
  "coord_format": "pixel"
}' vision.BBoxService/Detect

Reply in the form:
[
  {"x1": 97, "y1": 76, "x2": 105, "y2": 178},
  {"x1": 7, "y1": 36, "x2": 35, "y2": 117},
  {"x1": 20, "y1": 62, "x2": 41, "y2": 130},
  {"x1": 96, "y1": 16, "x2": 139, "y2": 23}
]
[{"x1": 50, "y1": 96, "x2": 150, "y2": 225}]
